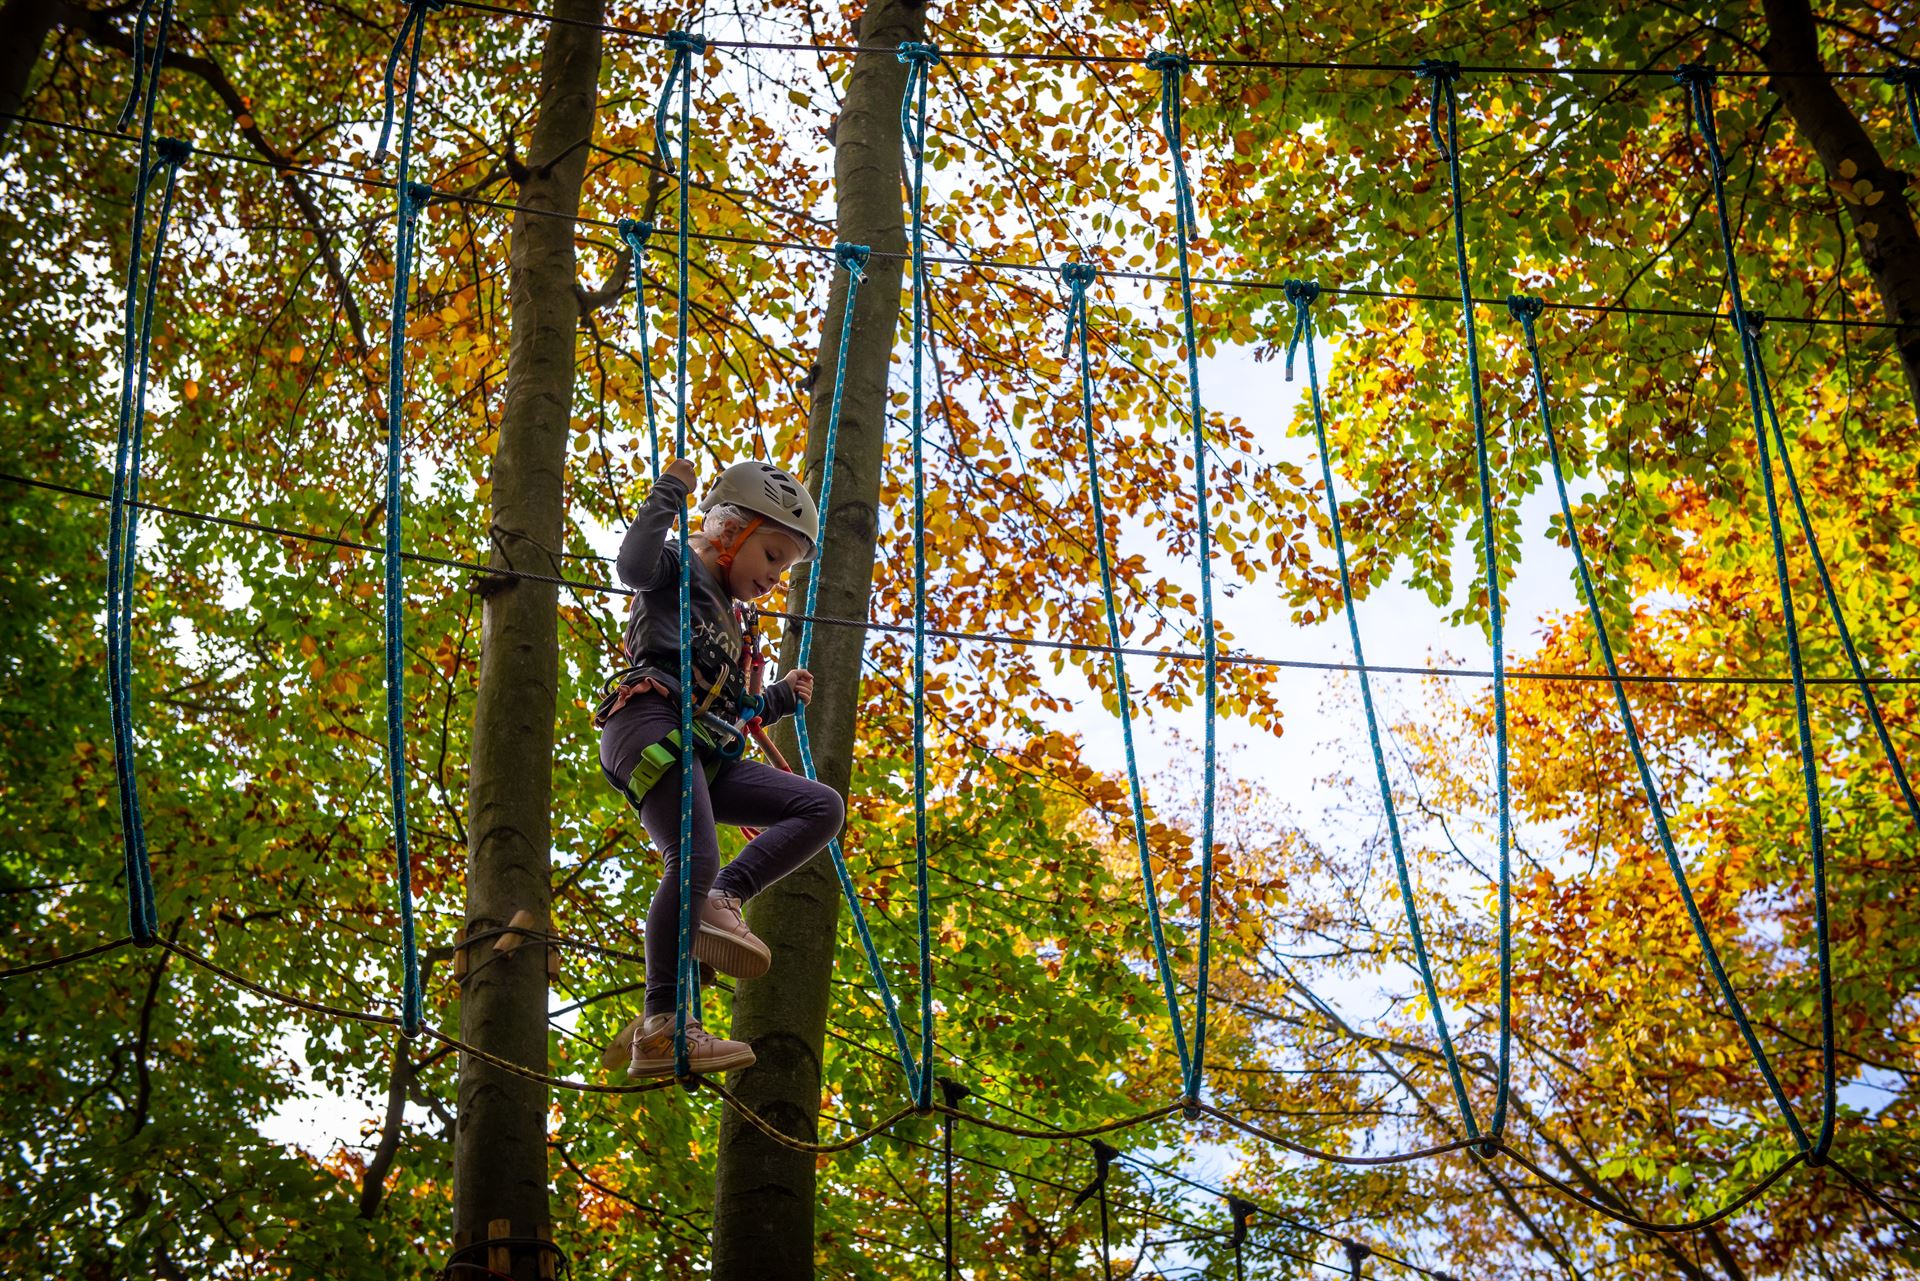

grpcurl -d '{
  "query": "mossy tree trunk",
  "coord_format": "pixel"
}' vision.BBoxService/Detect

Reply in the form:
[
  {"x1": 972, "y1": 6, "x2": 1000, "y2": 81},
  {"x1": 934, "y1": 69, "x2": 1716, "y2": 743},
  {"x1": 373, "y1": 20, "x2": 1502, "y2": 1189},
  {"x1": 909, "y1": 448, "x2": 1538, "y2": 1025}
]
[{"x1": 453, "y1": 2, "x2": 602, "y2": 1277}]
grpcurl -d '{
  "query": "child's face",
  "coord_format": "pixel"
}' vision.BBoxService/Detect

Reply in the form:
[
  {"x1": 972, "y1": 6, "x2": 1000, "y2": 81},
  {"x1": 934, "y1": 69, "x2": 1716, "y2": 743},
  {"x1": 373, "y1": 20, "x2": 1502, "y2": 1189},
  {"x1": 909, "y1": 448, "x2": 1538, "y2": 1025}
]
[{"x1": 727, "y1": 526, "x2": 805, "y2": 600}]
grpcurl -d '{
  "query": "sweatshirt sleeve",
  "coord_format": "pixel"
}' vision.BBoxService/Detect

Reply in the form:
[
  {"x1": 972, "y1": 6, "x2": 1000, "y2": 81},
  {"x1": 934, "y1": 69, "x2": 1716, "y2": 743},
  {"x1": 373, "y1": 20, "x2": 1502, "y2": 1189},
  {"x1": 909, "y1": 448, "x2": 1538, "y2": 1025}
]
[
  {"x1": 756, "y1": 676, "x2": 798, "y2": 727},
  {"x1": 614, "y1": 473, "x2": 692, "y2": 590}
]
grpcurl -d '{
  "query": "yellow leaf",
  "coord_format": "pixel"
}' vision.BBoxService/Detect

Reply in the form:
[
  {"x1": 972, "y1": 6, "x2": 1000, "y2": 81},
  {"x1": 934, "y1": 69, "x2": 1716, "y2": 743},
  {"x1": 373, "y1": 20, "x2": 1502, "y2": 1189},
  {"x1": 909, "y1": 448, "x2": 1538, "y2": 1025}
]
[{"x1": 1839, "y1": 158, "x2": 1858, "y2": 178}]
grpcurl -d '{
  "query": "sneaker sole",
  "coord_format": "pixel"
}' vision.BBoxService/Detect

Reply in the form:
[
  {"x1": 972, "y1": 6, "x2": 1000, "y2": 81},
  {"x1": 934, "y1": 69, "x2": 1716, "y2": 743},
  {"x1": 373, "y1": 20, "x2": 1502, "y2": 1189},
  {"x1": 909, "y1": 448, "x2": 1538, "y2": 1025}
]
[
  {"x1": 694, "y1": 923, "x2": 772, "y2": 980},
  {"x1": 602, "y1": 1015, "x2": 647, "y2": 1071},
  {"x1": 628, "y1": 1045, "x2": 757, "y2": 1078}
]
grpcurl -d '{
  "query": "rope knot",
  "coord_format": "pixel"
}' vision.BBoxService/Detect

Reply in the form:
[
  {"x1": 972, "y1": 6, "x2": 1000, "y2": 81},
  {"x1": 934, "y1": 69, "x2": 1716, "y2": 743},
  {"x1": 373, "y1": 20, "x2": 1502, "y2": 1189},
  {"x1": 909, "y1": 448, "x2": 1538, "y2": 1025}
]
[
  {"x1": 617, "y1": 216, "x2": 655, "y2": 244},
  {"x1": 1226, "y1": 1195, "x2": 1257, "y2": 1248},
  {"x1": 1144, "y1": 49, "x2": 1189, "y2": 75},
  {"x1": 1069, "y1": 1138, "x2": 1120, "y2": 1209},
  {"x1": 1737, "y1": 306, "x2": 1766, "y2": 335},
  {"x1": 833, "y1": 242, "x2": 871, "y2": 276},
  {"x1": 401, "y1": 180, "x2": 433, "y2": 217},
  {"x1": 153, "y1": 135, "x2": 192, "y2": 165},
  {"x1": 1282, "y1": 280, "x2": 1319, "y2": 382},
  {"x1": 936, "y1": 1075, "x2": 970, "y2": 1107},
  {"x1": 1505, "y1": 294, "x2": 1545, "y2": 324},
  {"x1": 663, "y1": 29, "x2": 708, "y2": 55},
  {"x1": 895, "y1": 40, "x2": 942, "y2": 67},
  {"x1": 1413, "y1": 57, "x2": 1460, "y2": 84},
  {"x1": 1672, "y1": 61, "x2": 1716, "y2": 90},
  {"x1": 1062, "y1": 261, "x2": 1098, "y2": 289},
  {"x1": 1343, "y1": 1240, "x2": 1374, "y2": 1276}
]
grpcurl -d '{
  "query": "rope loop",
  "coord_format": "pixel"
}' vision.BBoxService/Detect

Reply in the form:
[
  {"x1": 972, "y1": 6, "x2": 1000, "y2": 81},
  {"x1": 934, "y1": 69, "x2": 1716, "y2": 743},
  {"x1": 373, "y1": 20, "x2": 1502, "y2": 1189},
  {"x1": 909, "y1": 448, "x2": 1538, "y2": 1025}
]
[
  {"x1": 616, "y1": 217, "x2": 660, "y2": 476},
  {"x1": 1673, "y1": 63, "x2": 1728, "y2": 178},
  {"x1": 115, "y1": 0, "x2": 171, "y2": 130},
  {"x1": 1282, "y1": 278, "x2": 1319, "y2": 380},
  {"x1": 1414, "y1": 59, "x2": 1462, "y2": 162},
  {"x1": 653, "y1": 34, "x2": 707, "y2": 179},
  {"x1": 1147, "y1": 51, "x2": 1197, "y2": 240},
  {"x1": 374, "y1": 0, "x2": 445, "y2": 164},
  {"x1": 1061, "y1": 260, "x2": 1097, "y2": 354},
  {"x1": 896, "y1": 42, "x2": 942, "y2": 158}
]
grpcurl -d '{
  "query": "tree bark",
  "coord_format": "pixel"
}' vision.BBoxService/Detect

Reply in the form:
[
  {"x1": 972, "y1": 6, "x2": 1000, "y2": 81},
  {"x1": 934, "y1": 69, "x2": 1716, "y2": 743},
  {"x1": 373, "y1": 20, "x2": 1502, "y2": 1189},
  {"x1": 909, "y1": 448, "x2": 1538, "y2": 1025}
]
[
  {"x1": 709, "y1": 1, "x2": 923, "y2": 1275},
  {"x1": 0, "y1": 0, "x2": 60, "y2": 153},
  {"x1": 1762, "y1": 0, "x2": 1920, "y2": 418},
  {"x1": 453, "y1": 1, "x2": 602, "y2": 1277}
]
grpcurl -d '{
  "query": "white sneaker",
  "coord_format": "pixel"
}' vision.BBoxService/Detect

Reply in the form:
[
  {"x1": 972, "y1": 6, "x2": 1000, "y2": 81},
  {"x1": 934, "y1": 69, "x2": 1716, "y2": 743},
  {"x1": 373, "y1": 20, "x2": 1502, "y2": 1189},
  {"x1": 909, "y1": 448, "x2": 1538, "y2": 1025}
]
[
  {"x1": 694, "y1": 891, "x2": 772, "y2": 979},
  {"x1": 627, "y1": 1012, "x2": 755, "y2": 1078}
]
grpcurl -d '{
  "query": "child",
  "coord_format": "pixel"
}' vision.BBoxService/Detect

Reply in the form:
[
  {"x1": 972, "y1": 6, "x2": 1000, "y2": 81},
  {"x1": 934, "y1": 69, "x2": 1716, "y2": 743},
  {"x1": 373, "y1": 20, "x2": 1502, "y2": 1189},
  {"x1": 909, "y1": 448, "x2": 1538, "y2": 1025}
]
[{"x1": 595, "y1": 458, "x2": 846, "y2": 1078}]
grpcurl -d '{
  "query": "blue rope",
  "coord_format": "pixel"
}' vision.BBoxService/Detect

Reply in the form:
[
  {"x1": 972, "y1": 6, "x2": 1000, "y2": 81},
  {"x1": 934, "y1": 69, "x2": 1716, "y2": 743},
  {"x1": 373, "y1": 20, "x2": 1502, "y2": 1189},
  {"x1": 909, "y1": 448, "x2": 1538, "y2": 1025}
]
[
  {"x1": 1675, "y1": 63, "x2": 1834, "y2": 1160},
  {"x1": 897, "y1": 37, "x2": 941, "y2": 1113},
  {"x1": 1144, "y1": 48, "x2": 1217, "y2": 1110},
  {"x1": 616, "y1": 217, "x2": 662, "y2": 481},
  {"x1": 1507, "y1": 294, "x2": 1827, "y2": 1160},
  {"x1": 790, "y1": 245, "x2": 924, "y2": 1092},
  {"x1": 653, "y1": 29, "x2": 708, "y2": 1076},
  {"x1": 105, "y1": 0, "x2": 177, "y2": 947},
  {"x1": 373, "y1": 0, "x2": 446, "y2": 165},
  {"x1": 113, "y1": 0, "x2": 164, "y2": 131},
  {"x1": 375, "y1": 0, "x2": 441, "y2": 1036},
  {"x1": 1414, "y1": 57, "x2": 1511, "y2": 1141},
  {"x1": 1284, "y1": 281, "x2": 1481, "y2": 1137},
  {"x1": 106, "y1": 46, "x2": 186, "y2": 947},
  {"x1": 1063, "y1": 261, "x2": 1192, "y2": 1086},
  {"x1": 1885, "y1": 67, "x2": 1920, "y2": 149},
  {"x1": 1750, "y1": 347, "x2": 1919, "y2": 833}
]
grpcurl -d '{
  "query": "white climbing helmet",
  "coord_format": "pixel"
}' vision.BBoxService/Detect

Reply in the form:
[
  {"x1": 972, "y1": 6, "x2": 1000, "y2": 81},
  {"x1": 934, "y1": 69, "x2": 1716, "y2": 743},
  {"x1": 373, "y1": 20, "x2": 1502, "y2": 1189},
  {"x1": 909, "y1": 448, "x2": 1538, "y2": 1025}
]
[{"x1": 699, "y1": 461, "x2": 820, "y2": 560}]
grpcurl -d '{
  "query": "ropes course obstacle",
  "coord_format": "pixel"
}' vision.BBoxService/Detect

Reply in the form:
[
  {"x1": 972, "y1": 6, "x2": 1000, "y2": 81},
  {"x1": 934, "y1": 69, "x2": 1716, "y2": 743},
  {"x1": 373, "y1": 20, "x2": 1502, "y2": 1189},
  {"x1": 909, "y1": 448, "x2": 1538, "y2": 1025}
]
[{"x1": 13, "y1": 7, "x2": 1920, "y2": 1271}]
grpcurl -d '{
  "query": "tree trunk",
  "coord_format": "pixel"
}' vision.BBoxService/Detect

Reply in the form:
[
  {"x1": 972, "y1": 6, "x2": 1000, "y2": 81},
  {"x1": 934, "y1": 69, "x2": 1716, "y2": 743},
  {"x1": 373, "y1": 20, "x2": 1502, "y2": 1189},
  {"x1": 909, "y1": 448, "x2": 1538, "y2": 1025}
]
[
  {"x1": 709, "y1": 1, "x2": 923, "y2": 1275},
  {"x1": 0, "y1": 0, "x2": 60, "y2": 153},
  {"x1": 1762, "y1": 0, "x2": 1920, "y2": 418},
  {"x1": 453, "y1": 2, "x2": 602, "y2": 1277}
]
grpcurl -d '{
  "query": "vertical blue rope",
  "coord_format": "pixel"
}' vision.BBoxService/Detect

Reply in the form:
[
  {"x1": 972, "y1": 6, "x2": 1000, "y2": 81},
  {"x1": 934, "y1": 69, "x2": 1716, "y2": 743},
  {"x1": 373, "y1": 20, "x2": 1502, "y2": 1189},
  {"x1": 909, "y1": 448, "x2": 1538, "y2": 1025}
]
[
  {"x1": 1144, "y1": 48, "x2": 1217, "y2": 1110},
  {"x1": 791, "y1": 244, "x2": 924, "y2": 1091},
  {"x1": 1062, "y1": 261, "x2": 1192, "y2": 1086},
  {"x1": 375, "y1": 0, "x2": 441, "y2": 1036},
  {"x1": 1414, "y1": 57, "x2": 1511, "y2": 1141},
  {"x1": 113, "y1": 0, "x2": 161, "y2": 130},
  {"x1": 898, "y1": 38, "x2": 941, "y2": 1112},
  {"x1": 616, "y1": 217, "x2": 663, "y2": 481},
  {"x1": 1507, "y1": 293, "x2": 1817, "y2": 1161},
  {"x1": 1675, "y1": 63, "x2": 1833, "y2": 1159},
  {"x1": 105, "y1": 0, "x2": 177, "y2": 948},
  {"x1": 654, "y1": 29, "x2": 708, "y2": 1077},
  {"x1": 1887, "y1": 67, "x2": 1920, "y2": 150},
  {"x1": 1751, "y1": 356, "x2": 1919, "y2": 833},
  {"x1": 1284, "y1": 281, "x2": 1480, "y2": 1136}
]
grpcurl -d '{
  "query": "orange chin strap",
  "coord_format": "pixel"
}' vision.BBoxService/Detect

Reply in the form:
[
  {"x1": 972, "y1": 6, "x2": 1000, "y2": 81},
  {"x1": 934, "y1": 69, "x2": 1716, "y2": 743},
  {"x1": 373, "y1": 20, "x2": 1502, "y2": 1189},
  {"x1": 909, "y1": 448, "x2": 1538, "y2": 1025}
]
[{"x1": 714, "y1": 515, "x2": 765, "y2": 574}]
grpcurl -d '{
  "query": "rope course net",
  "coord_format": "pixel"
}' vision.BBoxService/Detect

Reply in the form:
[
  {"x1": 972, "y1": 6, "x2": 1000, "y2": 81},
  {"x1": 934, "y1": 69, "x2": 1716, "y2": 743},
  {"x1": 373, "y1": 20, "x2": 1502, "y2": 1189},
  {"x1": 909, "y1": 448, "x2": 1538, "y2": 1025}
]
[{"x1": 7, "y1": 1, "x2": 1920, "y2": 1274}]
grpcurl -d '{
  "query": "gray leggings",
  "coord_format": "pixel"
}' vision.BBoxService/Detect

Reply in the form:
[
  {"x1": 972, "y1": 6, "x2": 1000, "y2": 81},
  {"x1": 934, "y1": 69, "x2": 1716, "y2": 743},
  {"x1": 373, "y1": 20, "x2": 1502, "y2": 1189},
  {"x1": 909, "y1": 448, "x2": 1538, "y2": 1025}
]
[{"x1": 600, "y1": 693, "x2": 845, "y2": 1017}]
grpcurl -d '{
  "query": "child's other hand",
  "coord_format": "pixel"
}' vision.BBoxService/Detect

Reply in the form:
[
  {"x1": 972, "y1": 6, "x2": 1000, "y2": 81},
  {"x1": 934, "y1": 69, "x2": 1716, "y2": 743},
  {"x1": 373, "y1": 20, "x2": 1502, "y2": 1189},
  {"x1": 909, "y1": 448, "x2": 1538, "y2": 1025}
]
[
  {"x1": 782, "y1": 669, "x2": 815, "y2": 705},
  {"x1": 662, "y1": 457, "x2": 697, "y2": 490}
]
